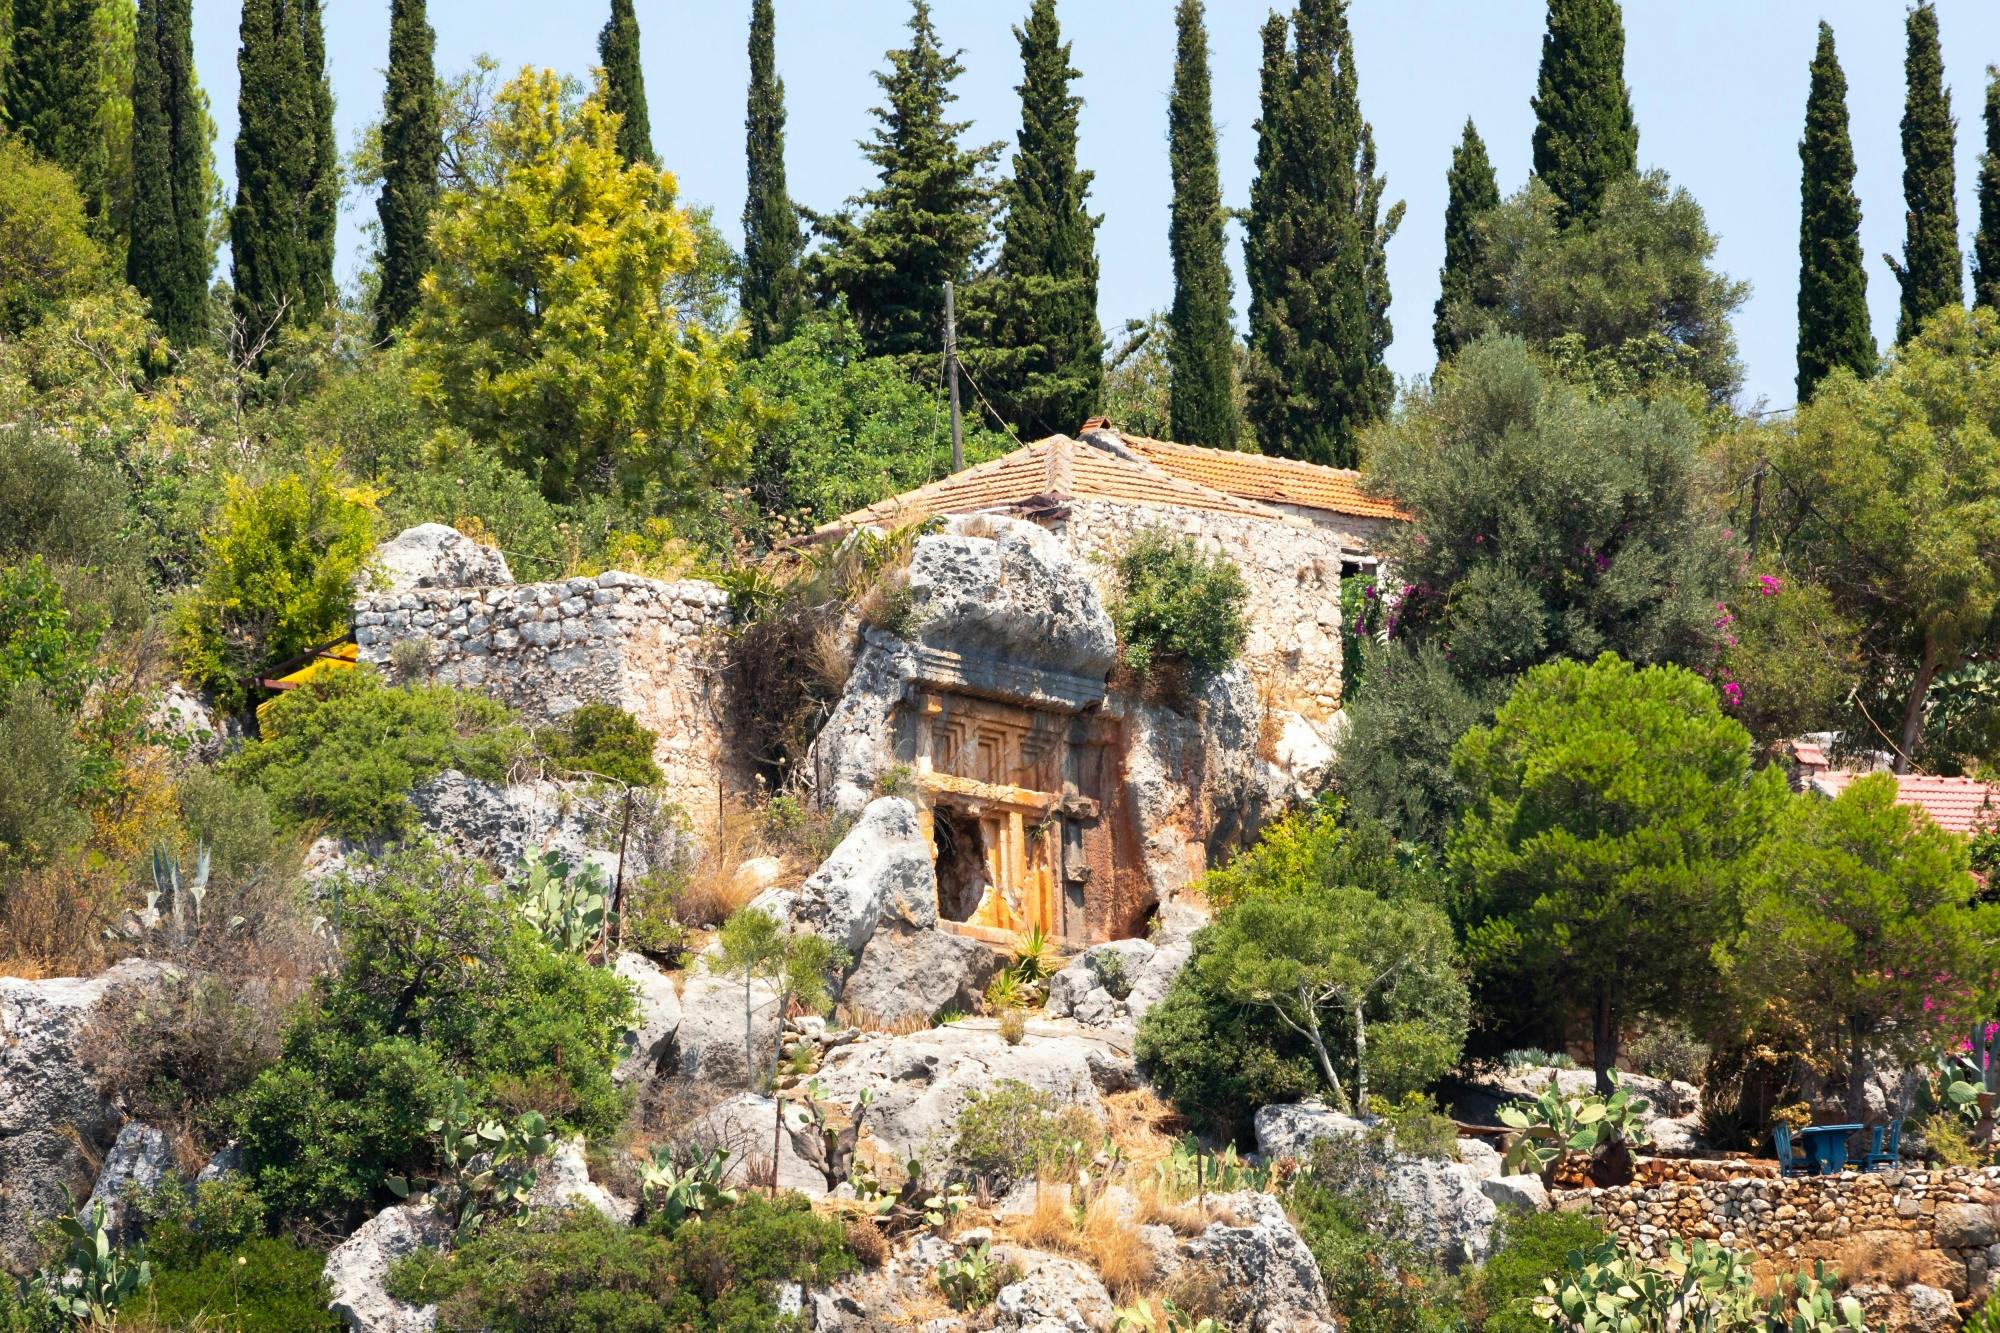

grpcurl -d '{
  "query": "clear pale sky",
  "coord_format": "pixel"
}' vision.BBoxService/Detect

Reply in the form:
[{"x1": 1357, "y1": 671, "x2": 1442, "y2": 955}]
[{"x1": 187, "y1": 1, "x2": 2000, "y2": 413}]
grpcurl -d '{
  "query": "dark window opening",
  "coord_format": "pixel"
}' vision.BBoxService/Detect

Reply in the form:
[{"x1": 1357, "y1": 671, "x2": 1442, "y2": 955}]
[{"x1": 932, "y1": 806, "x2": 990, "y2": 923}]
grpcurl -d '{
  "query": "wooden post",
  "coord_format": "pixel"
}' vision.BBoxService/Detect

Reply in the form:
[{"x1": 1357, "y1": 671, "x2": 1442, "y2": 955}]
[{"x1": 944, "y1": 280, "x2": 964, "y2": 473}]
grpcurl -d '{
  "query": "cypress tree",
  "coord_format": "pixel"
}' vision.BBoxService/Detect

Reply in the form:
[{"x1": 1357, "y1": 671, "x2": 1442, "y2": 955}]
[
  {"x1": 127, "y1": 0, "x2": 211, "y2": 348},
  {"x1": 1165, "y1": 0, "x2": 1236, "y2": 449},
  {"x1": 1884, "y1": 2, "x2": 1961, "y2": 344},
  {"x1": 1243, "y1": 0, "x2": 1394, "y2": 466},
  {"x1": 231, "y1": 0, "x2": 337, "y2": 350},
  {"x1": 599, "y1": 0, "x2": 655, "y2": 167},
  {"x1": 812, "y1": 0, "x2": 999, "y2": 364},
  {"x1": 1796, "y1": 22, "x2": 1873, "y2": 401},
  {"x1": 1530, "y1": 0, "x2": 1638, "y2": 224},
  {"x1": 742, "y1": 0, "x2": 805, "y2": 356},
  {"x1": 981, "y1": 0, "x2": 1102, "y2": 437},
  {"x1": 1434, "y1": 119, "x2": 1498, "y2": 363},
  {"x1": 4, "y1": 0, "x2": 107, "y2": 217},
  {"x1": 1973, "y1": 66, "x2": 2000, "y2": 313},
  {"x1": 375, "y1": 0, "x2": 441, "y2": 342},
  {"x1": 1243, "y1": 10, "x2": 1290, "y2": 351}
]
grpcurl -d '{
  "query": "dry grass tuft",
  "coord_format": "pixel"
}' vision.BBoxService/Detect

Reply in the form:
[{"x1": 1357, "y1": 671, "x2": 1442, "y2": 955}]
[
  {"x1": 845, "y1": 1217, "x2": 890, "y2": 1269},
  {"x1": 1003, "y1": 1181, "x2": 1154, "y2": 1299},
  {"x1": 1130, "y1": 1180, "x2": 1208, "y2": 1237},
  {"x1": 841, "y1": 1008, "x2": 937, "y2": 1036},
  {"x1": 0, "y1": 859, "x2": 124, "y2": 977},
  {"x1": 1102, "y1": 1087, "x2": 1183, "y2": 1175}
]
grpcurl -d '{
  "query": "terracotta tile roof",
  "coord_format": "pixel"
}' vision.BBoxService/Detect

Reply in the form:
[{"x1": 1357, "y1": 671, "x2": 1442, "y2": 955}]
[
  {"x1": 1808, "y1": 770, "x2": 2000, "y2": 836},
  {"x1": 1114, "y1": 431, "x2": 1409, "y2": 522},
  {"x1": 822, "y1": 433, "x2": 1295, "y2": 534}
]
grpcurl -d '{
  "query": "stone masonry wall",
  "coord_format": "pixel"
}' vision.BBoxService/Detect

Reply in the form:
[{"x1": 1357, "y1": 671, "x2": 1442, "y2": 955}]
[
  {"x1": 1059, "y1": 499, "x2": 1352, "y2": 721},
  {"x1": 1559, "y1": 1166, "x2": 2000, "y2": 1300},
  {"x1": 353, "y1": 571, "x2": 734, "y2": 817}
]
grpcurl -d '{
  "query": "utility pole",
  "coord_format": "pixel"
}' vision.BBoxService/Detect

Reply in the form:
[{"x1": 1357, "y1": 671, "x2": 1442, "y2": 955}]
[{"x1": 943, "y1": 280, "x2": 964, "y2": 472}]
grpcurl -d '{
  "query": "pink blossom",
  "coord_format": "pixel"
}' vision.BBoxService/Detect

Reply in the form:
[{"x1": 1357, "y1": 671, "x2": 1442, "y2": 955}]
[
  {"x1": 1720, "y1": 681, "x2": 1743, "y2": 709},
  {"x1": 1758, "y1": 574, "x2": 1783, "y2": 597}
]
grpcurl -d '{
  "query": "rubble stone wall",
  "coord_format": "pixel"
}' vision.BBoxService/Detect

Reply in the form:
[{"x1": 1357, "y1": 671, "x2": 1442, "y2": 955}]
[
  {"x1": 1058, "y1": 499, "x2": 1352, "y2": 720},
  {"x1": 354, "y1": 571, "x2": 734, "y2": 815},
  {"x1": 1559, "y1": 1166, "x2": 2000, "y2": 1299}
]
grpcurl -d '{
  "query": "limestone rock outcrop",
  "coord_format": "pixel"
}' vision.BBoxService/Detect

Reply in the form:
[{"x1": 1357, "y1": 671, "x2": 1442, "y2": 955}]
[
  {"x1": 612, "y1": 952, "x2": 682, "y2": 1086},
  {"x1": 86, "y1": 1122, "x2": 172, "y2": 1243},
  {"x1": 323, "y1": 1200, "x2": 446, "y2": 1333},
  {"x1": 365, "y1": 523, "x2": 513, "y2": 599},
  {"x1": 839, "y1": 925, "x2": 997, "y2": 1027},
  {"x1": 0, "y1": 960, "x2": 166, "y2": 1274},
  {"x1": 1182, "y1": 1191, "x2": 1338, "y2": 1333},
  {"x1": 786, "y1": 797, "x2": 936, "y2": 959}
]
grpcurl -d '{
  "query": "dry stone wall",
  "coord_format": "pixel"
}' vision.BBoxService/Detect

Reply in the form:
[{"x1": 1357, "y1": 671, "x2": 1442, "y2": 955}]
[
  {"x1": 354, "y1": 571, "x2": 734, "y2": 815},
  {"x1": 1059, "y1": 499, "x2": 1351, "y2": 721},
  {"x1": 1560, "y1": 1166, "x2": 2000, "y2": 1299}
]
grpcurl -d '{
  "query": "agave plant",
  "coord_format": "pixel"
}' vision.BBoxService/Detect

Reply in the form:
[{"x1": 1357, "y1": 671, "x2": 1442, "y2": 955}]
[{"x1": 1499, "y1": 1072, "x2": 1651, "y2": 1184}]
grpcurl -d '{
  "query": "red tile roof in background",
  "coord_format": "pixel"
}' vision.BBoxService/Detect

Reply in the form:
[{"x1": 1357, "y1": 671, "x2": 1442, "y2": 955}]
[
  {"x1": 1809, "y1": 770, "x2": 2000, "y2": 836},
  {"x1": 1117, "y1": 433, "x2": 1410, "y2": 522}
]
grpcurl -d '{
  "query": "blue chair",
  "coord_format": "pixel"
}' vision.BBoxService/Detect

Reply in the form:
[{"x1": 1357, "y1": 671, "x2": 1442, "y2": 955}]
[
  {"x1": 1865, "y1": 1119, "x2": 1903, "y2": 1171},
  {"x1": 1773, "y1": 1122, "x2": 1808, "y2": 1177}
]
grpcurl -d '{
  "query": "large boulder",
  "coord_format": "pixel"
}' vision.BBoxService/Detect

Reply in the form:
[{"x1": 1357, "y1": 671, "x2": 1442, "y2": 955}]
[
  {"x1": 807, "y1": 1024, "x2": 1116, "y2": 1164},
  {"x1": 612, "y1": 953, "x2": 681, "y2": 1086},
  {"x1": 323, "y1": 1201, "x2": 446, "y2": 1333},
  {"x1": 366, "y1": 523, "x2": 513, "y2": 599},
  {"x1": 1375, "y1": 1154, "x2": 1497, "y2": 1273},
  {"x1": 85, "y1": 1122, "x2": 173, "y2": 1243},
  {"x1": 1181, "y1": 1191, "x2": 1336, "y2": 1333},
  {"x1": 992, "y1": 1250, "x2": 1115, "y2": 1332},
  {"x1": 839, "y1": 926, "x2": 997, "y2": 1027},
  {"x1": 789, "y1": 797, "x2": 936, "y2": 959},
  {"x1": 1253, "y1": 1103, "x2": 1368, "y2": 1163},
  {"x1": 674, "y1": 964, "x2": 781, "y2": 1091},
  {"x1": 0, "y1": 960, "x2": 166, "y2": 1274}
]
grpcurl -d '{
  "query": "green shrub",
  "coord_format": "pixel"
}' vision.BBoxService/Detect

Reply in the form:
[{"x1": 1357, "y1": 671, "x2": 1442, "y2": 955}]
[
  {"x1": 1285, "y1": 1135, "x2": 1464, "y2": 1333},
  {"x1": 225, "y1": 668, "x2": 526, "y2": 838},
  {"x1": 0, "y1": 428, "x2": 130, "y2": 570},
  {"x1": 172, "y1": 454, "x2": 382, "y2": 706},
  {"x1": 1367, "y1": 1093, "x2": 1460, "y2": 1162},
  {"x1": 389, "y1": 1195, "x2": 856, "y2": 1332},
  {"x1": 0, "y1": 557, "x2": 106, "y2": 715},
  {"x1": 1133, "y1": 938, "x2": 1321, "y2": 1141},
  {"x1": 139, "y1": 1236, "x2": 341, "y2": 1332},
  {"x1": 130, "y1": 1174, "x2": 268, "y2": 1269},
  {"x1": 534, "y1": 703, "x2": 663, "y2": 787},
  {"x1": 1463, "y1": 1208, "x2": 1611, "y2": 1333},
  {"x1": 1625, "y1": 1021, "x2": 1710, "y2": 1088},
  {"x1": 234, "y1": 846, "x2": 635, "y2": 1223},
  {"x1": 1111, "y1": 529, "x2": 1248, "y2": 684},
  {"x1": 949, "y1": 1079, "x2": 1102, "y2": 1190},
  {"x1": 0, "y1": 687, "x2": 90, "y2": 870}
]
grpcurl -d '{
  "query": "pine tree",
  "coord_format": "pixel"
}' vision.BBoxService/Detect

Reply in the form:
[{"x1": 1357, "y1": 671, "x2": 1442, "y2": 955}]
[
  {"x1": 1973, "y1": 66, "x2": 2000, "y2": 313},
  {"x1": 1165, "y1": 0, "x2": 1236, "y2": 449},
  {"x1": 1433, "y1": 119, "x2": 1498, "y2": 364},
  {"x1": 1796, "y1": 22, "x2": 1873, "y2": 401},
  {"x1": 741, "y1": 0, "x2": 805, "y2": 356},
  {"x1": 980, "y1": 0, "x2": 1102, "y2": 437},
  {"x1": 375, "y1": 0, "x2": 440, "y2": 342},
  {"x1": 127, "y1": 0, "x2": 211, "y2": 348},
  {"x1": 1885, "y1": 2, "x2": 1961, "y2": 345},
  {"x1": 1243, "y1": 0, "x2": 1395, "y2": 466},
  {"x1": 599, "y1": 0, "x2": 654, "y2": 167},
  {"x1": 4, "y1": 0, "x2": 108, "y2": 219},
  {"x1": 812, "y1": 0, "x2": 999, "y2": 364},
  {"x1": 231, "y1": 0, "x2": 337, "y2": 351},
  {"x1": 1530, "y1": 0, "x2": 1638, "y2": 224}
]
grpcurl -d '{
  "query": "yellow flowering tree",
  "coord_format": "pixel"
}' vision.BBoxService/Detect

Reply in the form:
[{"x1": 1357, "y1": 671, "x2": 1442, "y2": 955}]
[{"x1": 406, "y1": 67, "x2": 753, "y2": 503}]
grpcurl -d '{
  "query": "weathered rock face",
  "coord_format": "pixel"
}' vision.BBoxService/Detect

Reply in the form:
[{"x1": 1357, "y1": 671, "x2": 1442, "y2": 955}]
[
  {"x1": 788, "y1": 797, "x2": 937, "y2": 959},
  {"x1": 991, "y1": 1250, "x2": 1115, "y2": 1331},
  {"x1": 365, "y1": 523, "x2": 513, "y2": 599},
  {"x1": 0, "y1": 960, "x2": 165, "y2": 1275},
  {"x1": 526, "y1": 1139, "x2": 632, "y2": 1223},
  {"x1": 1253, "y1": 1103, "x2": 1369, "y2": 1163},
  {"x1": 408, "y1": 770, "x2": 687, "y2": 883},
  {"x1": 1182, "y1": 1191, "x2": 1337, "y2": 1333},
  {"x1": 806, "y1": 1023, "x2": 1117, "y2": 1164},
  {"x1": 839, "y1": 926, "x2": 997, "y2": 1027},
  {"x1": 147, "y1": 683, "x2": 230, "y2": 766},
  {"x1": 674, "y1": 964, "x2": 782, "y2": 1092},
  {"x1": 86, "y1": 1122, "x2": 173, "y2": 1243},
  {"x1": 613, "y1": 953, "x2": 682, "y2": 1086},
  {"x1": 323, "y1": 1201, "x2": 446, "y2": 1333}
]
